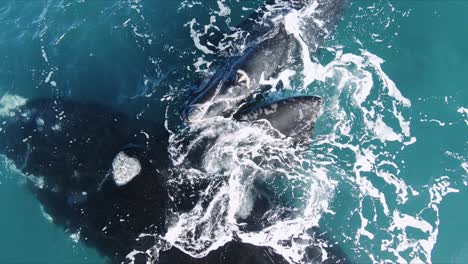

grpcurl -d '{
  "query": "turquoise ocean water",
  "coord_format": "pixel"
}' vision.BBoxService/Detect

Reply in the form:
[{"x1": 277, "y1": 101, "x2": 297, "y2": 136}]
[{"x1": 0, "y1": 0, "x2": 467, "y2": 263}]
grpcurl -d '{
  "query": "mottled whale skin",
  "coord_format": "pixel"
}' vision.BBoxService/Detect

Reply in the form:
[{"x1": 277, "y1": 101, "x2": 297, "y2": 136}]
[
  {"x1": 184, "y1": 0, "x2": 346, "y2": 125},
  {"x1": 0, "y1": 0, "x2": 349, "y2": 263}
]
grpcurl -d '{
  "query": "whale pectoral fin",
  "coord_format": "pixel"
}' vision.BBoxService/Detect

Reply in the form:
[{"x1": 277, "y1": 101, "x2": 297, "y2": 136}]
[{"x1": 233, "y1": 95, "x2": 323, "y2": 140}]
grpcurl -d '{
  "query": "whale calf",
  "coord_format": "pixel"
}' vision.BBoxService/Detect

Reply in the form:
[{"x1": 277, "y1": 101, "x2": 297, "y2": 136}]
[
  {"x1": 184, "y1": 0, "x2": 346, "y2": 124},
  {"x1": 0, "y1": 0, "x2": 348, "y2": 263}
]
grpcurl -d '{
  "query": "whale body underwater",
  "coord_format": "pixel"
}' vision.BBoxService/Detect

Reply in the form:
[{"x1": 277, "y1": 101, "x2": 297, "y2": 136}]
[{"x1": 0, "y1": 0, "x2": 348, "y2": 263}]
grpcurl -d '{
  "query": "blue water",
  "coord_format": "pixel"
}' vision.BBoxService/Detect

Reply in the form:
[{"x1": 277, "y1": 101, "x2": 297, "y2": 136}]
[
  {"x1": 319, "y1": 2, "x2": 468, "y2": 263},
  {"x1": 0, "y1": 0, "x2": 467, "y2": 263}
]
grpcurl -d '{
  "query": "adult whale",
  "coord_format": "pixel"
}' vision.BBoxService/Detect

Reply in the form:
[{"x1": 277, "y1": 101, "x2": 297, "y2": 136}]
[{"x1": 0, "y1": 97, "x2": 344, "y2": 264}]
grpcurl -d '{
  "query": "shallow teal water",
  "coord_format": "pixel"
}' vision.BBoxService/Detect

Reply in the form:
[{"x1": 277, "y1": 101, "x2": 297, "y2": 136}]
[
  {"x1": 0, "y1": 1, "x2": 467, "y2": 263},
  {"x1": 377, "y1": 2, "x2": 466, "y2": 262},
  {"x1": 319, "y1": 2, "x2": 467, "y2": 263},
  {"x1": 378, "y1": 4, "x2": 468, "y2": 262},
  {"x1": 0, "y1": 164, "x2": 103, "y2": 262}
]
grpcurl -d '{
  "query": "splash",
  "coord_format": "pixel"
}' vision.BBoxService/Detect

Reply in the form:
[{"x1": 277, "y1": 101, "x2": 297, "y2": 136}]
[
  {"x1": 155, "y1": 1, "x2": 466, "y2": 264},
  {"x1": 164, "y1": 118, "x2": 337, "y2": 263}
]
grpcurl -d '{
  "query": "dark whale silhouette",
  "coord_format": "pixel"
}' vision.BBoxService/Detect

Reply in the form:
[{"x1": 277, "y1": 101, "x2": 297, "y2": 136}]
[
  {"x1": 0, "y1": 98, "x2": 346, "y2": 264},
  {"x1": 0, "y1": 99, "x2": 170, "y2": 262},
  {"x1": 0, "y1": 0, "x2": 349, "y2": 263}
]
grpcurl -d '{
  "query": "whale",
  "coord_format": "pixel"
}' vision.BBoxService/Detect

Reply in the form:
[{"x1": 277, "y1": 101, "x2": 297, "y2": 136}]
[
  {"x1": 0, "y1": 97, "x2": 345, "y2": 264},
  {"x1": 0, "y1": 0, "x2": 348, "y2": 263},
  {"x1": 184, "y1": 0, "x2": 346, "y2": 124},
  {"x1": 0, "y1": 98, "x2": 170, "y2": 262}
]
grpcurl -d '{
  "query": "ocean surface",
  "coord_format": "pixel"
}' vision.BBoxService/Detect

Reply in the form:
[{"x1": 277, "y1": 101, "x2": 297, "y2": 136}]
[{"x1": 0, "y1": 0, "x2": 467, "y2": 263}]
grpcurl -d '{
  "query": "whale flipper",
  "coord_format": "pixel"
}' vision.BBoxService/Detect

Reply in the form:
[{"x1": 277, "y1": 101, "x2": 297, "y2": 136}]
[{"x1": 233, "y1": 95, "x2": 323, "y2": 139}]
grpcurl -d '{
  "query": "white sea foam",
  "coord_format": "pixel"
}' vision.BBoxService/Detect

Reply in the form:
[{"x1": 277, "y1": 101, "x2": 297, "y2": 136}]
[
  {"x1": 0, "y1": 94, "x2": 27, "y2": 117},
  {"x1": 216, "y1": 0, "x2": 231, "y2": 17},
  {"x1": 40, "y1": 205, "x2": 54, "y2": 223},
  {"x1": 164, "y1": 118, "x2": 337, "y2": 262},
  {"x1": 185, "y1": 19, "x2": 215, "y2": 55},
  {"x1": 458, "y1": 107, "x2": 468, "y2": 126},
  {"x1": 70, "y1": 230, "x2": 81, "y2": 243}
]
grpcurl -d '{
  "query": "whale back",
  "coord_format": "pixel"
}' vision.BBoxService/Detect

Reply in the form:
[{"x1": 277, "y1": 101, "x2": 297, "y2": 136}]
[
  {"x1": 234, "y1": 95, "x2": 323, "y2": 140},
  {"x1": 0, "y1": 98, "x2": 170, "y2": 261}
]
